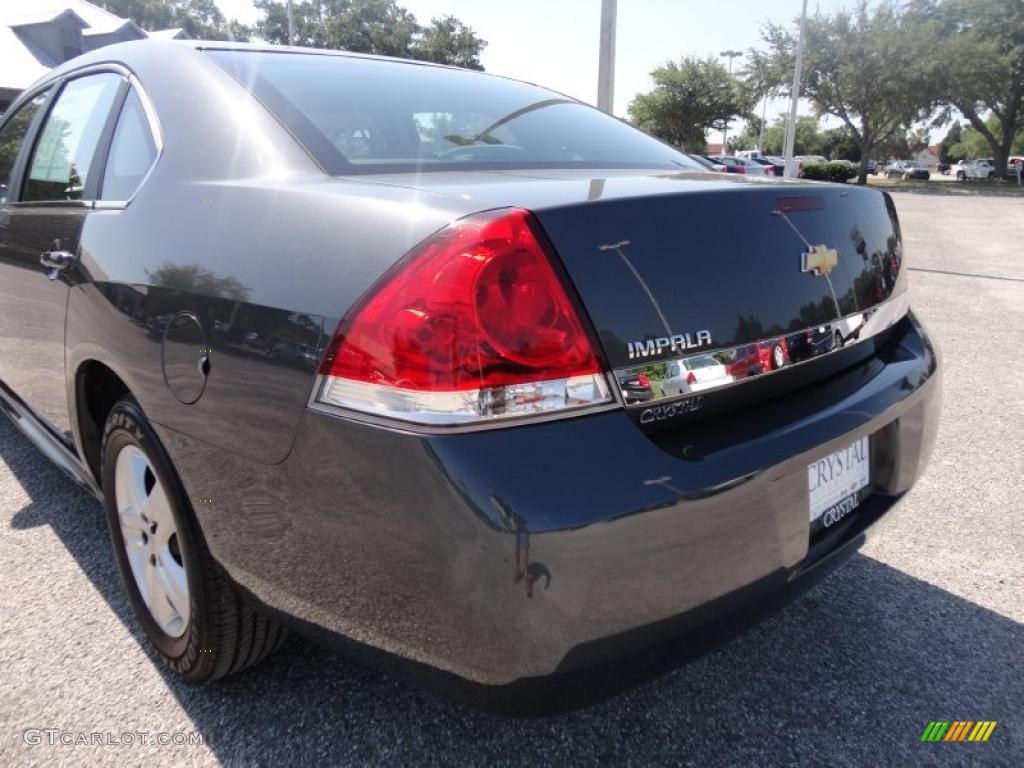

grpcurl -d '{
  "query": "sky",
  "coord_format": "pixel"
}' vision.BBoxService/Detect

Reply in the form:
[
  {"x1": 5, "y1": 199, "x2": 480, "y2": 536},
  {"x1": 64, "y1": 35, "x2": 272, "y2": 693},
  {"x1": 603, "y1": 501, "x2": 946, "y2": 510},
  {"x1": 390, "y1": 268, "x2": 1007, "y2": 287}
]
[{"x1": 214, "y1": 0, "x2": 857, "y2": 121}]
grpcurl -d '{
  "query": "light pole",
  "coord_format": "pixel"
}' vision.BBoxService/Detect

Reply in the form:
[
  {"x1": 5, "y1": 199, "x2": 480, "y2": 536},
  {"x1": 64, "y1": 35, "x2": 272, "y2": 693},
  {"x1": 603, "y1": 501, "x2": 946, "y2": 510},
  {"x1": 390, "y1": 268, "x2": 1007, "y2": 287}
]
[
  {"x1": 720, "y1": 50, "x2": 742, "y2": 155},
  {"x1": 287, "y1": 0, "x2": 294, "y2": 45},
  {"x1": 597, "y1": 0, "x2": 617, "y2": 113},
  {"x1": 758, "y1": 93, "x2": 768, "y2": 153},
  {"x1": 783, "y1": 0, "x2": 809, "y2": 177}
]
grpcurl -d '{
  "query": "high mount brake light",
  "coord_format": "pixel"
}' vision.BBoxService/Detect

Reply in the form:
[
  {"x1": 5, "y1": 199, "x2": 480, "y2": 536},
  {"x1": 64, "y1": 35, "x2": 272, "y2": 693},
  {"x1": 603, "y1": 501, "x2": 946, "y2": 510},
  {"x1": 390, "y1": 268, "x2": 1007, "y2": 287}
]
[{"x1": 315, "y1": 208, "x2": 612, "y2": 426}]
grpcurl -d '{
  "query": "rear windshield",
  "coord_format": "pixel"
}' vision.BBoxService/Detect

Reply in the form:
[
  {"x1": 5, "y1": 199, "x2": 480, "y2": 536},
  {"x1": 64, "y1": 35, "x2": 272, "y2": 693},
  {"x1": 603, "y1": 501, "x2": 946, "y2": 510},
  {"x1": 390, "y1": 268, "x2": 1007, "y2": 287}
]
[
  {"x1": 209, "y1": 50, "x2": 702, "y2": 175},
  {"x1": 686, "y1": 356, "x2": 718, "y2": 369}
]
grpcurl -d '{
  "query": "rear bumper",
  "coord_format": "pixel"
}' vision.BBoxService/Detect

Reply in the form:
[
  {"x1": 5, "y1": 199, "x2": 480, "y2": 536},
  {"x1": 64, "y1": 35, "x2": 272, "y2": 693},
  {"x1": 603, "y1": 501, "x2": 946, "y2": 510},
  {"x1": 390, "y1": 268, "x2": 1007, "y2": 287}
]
[{"x1": 157, "y1": 311, "x2": 940, "y2": 696}]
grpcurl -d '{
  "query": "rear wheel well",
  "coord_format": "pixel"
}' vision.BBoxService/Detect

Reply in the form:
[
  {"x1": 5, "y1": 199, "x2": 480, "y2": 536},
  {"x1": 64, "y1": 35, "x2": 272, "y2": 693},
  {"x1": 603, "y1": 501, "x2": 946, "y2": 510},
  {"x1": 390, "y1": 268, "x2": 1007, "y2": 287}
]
[{"x1": 76, "y1": 361, "x2": 130, "y2": 484}]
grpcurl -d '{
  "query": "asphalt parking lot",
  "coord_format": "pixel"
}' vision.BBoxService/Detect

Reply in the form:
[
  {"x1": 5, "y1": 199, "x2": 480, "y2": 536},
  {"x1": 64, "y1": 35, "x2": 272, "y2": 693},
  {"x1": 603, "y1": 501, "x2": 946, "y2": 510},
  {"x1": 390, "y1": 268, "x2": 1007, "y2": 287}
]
[{"x1": 1, "y1": 191, "x2": 1022, "y2": 767}]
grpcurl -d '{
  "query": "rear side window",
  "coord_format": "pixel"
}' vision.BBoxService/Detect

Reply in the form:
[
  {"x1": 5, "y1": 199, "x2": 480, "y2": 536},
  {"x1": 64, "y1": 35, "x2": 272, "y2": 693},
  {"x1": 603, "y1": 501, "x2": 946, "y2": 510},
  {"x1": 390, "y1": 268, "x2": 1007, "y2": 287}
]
[
  {"x1": 101, "y1": 89, "x2": 158, "y2": 200},
  {"x1": 23, "y1": 73, "x2": 122, "y2": 202},
  {"x1": 210, "y1": 50, "x2": 703, "y2": 175},
  {"x1": 0, "y1": 90, "x2": 49, "y2": 204}
]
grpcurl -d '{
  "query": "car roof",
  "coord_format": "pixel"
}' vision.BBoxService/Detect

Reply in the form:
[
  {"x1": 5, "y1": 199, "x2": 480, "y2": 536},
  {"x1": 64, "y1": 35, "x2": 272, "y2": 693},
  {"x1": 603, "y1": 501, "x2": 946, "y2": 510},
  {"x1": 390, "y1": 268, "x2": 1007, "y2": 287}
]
[
  {"x1": 26, "y1": 38, "x2": 552, "y2": 106},
  {"x1": 189, "y1": 40, "x2": 463, "y2": 70}
]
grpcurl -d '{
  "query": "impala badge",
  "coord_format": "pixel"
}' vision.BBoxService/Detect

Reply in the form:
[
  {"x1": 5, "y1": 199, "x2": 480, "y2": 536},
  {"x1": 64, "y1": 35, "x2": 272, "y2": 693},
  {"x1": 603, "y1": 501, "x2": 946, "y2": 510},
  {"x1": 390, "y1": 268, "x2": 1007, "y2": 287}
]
[
  {"x1": 802, "y1": 244, "x2": 839, "y2": 276},
  {"x1": 627, "y1": 330, "x2": 712, "y2": 360}
]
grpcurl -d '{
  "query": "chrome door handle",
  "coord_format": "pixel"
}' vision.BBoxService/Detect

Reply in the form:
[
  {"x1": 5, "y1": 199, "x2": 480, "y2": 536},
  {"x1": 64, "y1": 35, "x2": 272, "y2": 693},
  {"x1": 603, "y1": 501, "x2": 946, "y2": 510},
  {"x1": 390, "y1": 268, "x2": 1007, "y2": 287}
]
[{"x1": 40, "y1": 250, "x2": 76, "y2": 270}]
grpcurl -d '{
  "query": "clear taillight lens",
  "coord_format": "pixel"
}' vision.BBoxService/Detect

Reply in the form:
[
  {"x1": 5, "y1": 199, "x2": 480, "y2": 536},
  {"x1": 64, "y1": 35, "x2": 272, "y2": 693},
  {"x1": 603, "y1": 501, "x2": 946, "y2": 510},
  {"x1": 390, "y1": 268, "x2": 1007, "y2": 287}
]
[{"x1": 315, "y1": 208, "x2": 612, "y2": 426}]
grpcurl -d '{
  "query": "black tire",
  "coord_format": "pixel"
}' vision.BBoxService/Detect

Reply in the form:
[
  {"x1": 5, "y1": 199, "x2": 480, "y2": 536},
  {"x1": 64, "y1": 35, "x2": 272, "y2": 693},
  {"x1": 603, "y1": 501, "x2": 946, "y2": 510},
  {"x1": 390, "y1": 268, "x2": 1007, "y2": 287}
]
[{"x1": 101, "y1": 396, "x2": 286, "y2": 681}]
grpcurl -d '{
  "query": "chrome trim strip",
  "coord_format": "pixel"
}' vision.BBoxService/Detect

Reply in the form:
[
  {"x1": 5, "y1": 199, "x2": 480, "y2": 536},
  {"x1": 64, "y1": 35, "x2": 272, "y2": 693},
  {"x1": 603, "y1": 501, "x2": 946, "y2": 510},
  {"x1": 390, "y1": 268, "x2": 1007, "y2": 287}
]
[
  {"x1": 93, "y1": 73, "x2": 164, "y2": 210},
  {"x1": 613, "y1": 291, "x2": 911, "y2": 407},
  {"x1": 2, "y1": 64, "x2": 161, "y2": 211},
  {"x1": 306, "y1": 372, "x2": 621, "y2": 435}
]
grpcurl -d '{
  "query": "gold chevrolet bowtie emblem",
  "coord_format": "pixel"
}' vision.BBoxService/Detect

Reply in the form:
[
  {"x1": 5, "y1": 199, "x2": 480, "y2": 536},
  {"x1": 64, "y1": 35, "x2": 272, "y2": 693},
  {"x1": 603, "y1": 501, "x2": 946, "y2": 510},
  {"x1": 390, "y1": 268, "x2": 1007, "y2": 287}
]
[{"x1": 802, "y1": 244, "x2": 839, "y2": 276}]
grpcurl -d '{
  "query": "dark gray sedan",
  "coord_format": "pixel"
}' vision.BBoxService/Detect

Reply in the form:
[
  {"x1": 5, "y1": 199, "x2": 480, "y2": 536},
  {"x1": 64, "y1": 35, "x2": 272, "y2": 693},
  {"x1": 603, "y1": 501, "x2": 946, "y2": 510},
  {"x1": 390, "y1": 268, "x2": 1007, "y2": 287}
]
[
  {"x1": 885, "y1": 160, "x2": 931, "y2": 180},
  {"x1": 0, "y1": 41, "x2": 940, "y2": 710}
]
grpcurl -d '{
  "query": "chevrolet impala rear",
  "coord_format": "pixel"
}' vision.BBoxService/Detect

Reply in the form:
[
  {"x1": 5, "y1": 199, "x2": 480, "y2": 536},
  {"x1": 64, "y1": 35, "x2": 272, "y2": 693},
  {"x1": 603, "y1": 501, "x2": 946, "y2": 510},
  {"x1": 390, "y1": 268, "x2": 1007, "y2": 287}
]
[{"x1": 0, "y1": 42, "x2": 940, "y2": 710}]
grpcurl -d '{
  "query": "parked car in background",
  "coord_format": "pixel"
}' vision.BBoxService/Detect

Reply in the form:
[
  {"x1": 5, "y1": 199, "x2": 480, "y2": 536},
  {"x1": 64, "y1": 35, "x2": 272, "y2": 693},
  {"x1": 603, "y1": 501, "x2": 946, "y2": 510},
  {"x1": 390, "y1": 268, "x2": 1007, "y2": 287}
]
[
  {"x1": 701, "y1": 154, "x2": 737, "y2": 172},
  {"x1": 951, "y1": 158, "x2": 996, "y2": 181},
  {"x1": 834, "y1": 314, "x2": 865, "y2": 348},
  {"x1": 724, "y1": 344, "x2": 763, "y2": 380},
  {"x1": 865, "y1": 159, "x2": 879, "y2": 175},
  {"x1": 885, "y1": 161, "x2": 930, "y2": 180},
  {"x1": 711, "y1": 155, "x2": 773, "y2": 176},
  {"x1": 270, "y1": 338, "x2": 320, "y2": 369},
  {"x1": 1008, "y1": 156, "x2": 1024, "y2": 177},
  {"x1": 937, "y1": 162, "x2": 951, "y2": 175},
  {"x1": 751, "y1": 156, "x2": 785, "y2": 176},
  {"x1": 787, "y1": 326, "x2": 837, "y2": 362},
  {"x1": 616, "y1": 371, "x2": 654, "y2": 404},
  {"x1": 664, "y1": 355, "x2": 734, "y2": 394},
  {"x1": 687, "y1": 153, "x2": 727, "y2": 172},
  {"x1": 757, "y1": 338, "x2": 789, "y2": 370}
]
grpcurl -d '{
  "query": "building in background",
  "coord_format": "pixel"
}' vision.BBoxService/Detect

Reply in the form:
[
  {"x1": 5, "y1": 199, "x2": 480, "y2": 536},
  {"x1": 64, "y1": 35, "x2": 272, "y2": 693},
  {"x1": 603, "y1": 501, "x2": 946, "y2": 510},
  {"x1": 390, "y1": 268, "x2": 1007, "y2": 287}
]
[
  {"x1": 913, "y1": 144, "x2": 942, "y2": 169},
  {"x1": 0, "y1": 0, "x2": 183, "y2": 112}
]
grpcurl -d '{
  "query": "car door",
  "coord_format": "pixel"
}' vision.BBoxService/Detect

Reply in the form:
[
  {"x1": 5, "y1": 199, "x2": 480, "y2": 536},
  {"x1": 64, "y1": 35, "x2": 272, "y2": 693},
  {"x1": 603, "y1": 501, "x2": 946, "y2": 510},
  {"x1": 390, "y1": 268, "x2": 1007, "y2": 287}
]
[{"x1": 0, "y1": 70, "x2": 125, "y2": 440}]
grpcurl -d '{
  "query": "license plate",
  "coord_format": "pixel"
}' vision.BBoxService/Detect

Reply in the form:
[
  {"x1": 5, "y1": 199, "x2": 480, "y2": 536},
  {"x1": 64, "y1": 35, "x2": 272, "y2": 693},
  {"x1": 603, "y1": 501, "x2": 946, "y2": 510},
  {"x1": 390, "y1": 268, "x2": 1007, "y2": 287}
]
[{"x1": 808, "y1": 436, "x2": 870, "y2": 525}]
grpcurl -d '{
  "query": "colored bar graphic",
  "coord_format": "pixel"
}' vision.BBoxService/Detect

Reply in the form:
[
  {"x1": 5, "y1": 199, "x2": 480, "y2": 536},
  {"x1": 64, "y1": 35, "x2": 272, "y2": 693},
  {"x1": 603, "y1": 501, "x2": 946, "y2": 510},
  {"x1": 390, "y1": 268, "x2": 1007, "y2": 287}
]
[{"x1": 922, "y1": 721, "x2": 997, "y2": 742}]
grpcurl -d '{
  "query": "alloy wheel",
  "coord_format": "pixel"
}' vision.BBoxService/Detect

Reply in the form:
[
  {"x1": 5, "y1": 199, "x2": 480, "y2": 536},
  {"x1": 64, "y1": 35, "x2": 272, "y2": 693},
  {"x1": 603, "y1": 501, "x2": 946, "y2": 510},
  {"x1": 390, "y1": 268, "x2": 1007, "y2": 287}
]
[{"x1": 114, "y1": 445, "x2": 190, "y2": 637}]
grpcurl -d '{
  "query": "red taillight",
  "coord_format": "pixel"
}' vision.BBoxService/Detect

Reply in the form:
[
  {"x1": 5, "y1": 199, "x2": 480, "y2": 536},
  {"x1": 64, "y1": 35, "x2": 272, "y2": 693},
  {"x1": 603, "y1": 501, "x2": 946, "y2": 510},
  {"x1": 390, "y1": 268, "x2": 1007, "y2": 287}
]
[
  {"x1": 686, "y1": 371, "x2": 697, "y2": 385},
  {"x1": 637, "y1": 374, "x2": 650, "y2": 388},
  {"x1": 316, "y1": 208, "x2": 611, "y2": 425}
]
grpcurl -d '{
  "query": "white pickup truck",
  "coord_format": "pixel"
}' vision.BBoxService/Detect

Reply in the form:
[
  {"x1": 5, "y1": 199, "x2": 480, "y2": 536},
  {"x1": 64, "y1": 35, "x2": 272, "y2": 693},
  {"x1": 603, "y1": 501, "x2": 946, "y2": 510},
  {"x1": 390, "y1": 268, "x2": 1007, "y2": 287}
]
[{"x1": 951, "y1": 158, "x2": 997, "y2": 181}]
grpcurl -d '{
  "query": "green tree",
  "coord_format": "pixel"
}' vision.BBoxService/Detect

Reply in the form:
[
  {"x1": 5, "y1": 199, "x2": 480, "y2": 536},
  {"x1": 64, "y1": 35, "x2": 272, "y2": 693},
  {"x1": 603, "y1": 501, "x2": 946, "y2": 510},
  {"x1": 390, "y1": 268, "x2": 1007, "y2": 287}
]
[
  {"x1": 759, "y1": 1, "x2": 942, "y2": 183},
  {"x1": 923, "y1": 0, "x2": 1024, "y2": 177},
  {"x1": 147, "y1": 263, "x2": 250, "y2": 301},
  {"x1": 95, "y1": 0, "x2": 250, "y2": 40},
  {"x1": 254, "y1": 1, "x2": 486, "y2": 68},
  {"x1": 256, "y1": 0, "x2": 417, "y2": 56},
  {"x1": 732, "y1": 114, "x2": 829, "y2": 156},
  {"x1": 742, "y1": 39, "x2": 793, "y2": 151},
  {"x1": 410, "y1": 16, "x2": 486, "y2": 70},
  {"x1": 949, "y1": 116, "x2": 1024, "y2": 159},
  {"x1": 627, "y1": 56, "x2": 755, "y2": 152},
  {"x1": 823, "y1": 126, "x2": 860, "y2": 161},
  {"x1": 938, "y1": 122, "x2": 964, "y2": 162}
]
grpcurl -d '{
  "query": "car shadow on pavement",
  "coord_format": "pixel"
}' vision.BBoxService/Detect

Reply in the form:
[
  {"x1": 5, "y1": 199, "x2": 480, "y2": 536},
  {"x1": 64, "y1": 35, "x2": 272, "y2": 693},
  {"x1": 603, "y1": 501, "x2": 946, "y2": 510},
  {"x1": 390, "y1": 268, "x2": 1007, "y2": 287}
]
[{"x1": 2, "y1": 416, "x2": 1021, "y2": 766}]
